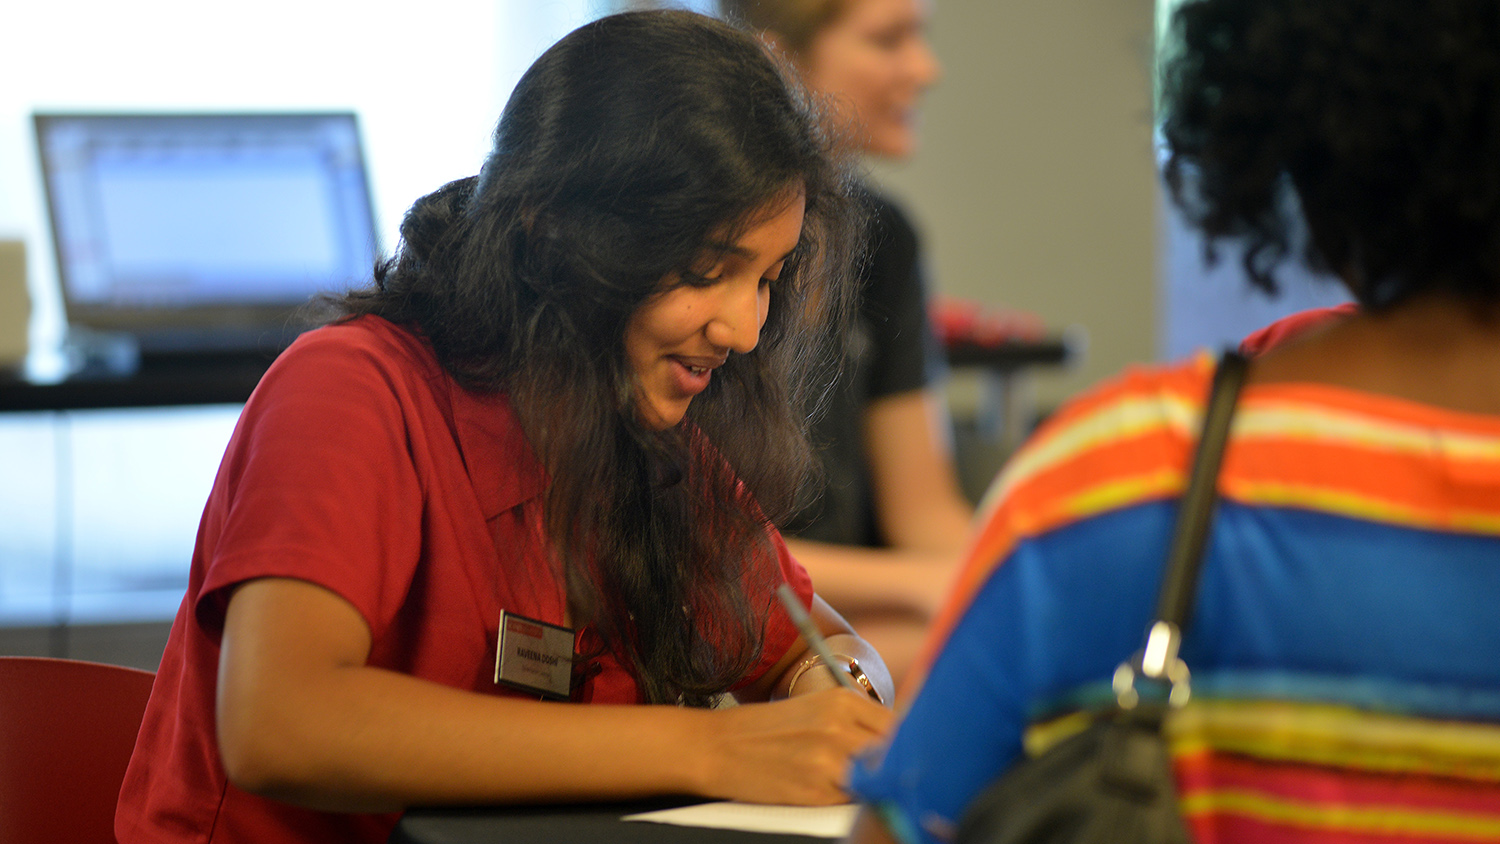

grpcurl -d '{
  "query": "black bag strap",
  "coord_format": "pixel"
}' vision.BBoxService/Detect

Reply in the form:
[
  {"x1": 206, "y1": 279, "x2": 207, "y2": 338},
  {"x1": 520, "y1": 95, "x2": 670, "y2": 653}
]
[
  {"x1": 1155, "y1": 349, "x2": 1249, "y2": 629},
  {"x1": 1125, "y1": 350, "x2": 1248, "y2": 694},
  {"x1": 950, "y1": 352, "x2": 1249, "y2": 844}
]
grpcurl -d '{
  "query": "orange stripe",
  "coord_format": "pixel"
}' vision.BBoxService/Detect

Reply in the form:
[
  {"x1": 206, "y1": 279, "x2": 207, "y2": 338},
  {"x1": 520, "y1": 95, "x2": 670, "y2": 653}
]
[
  {"x1": 1225, "y1": 437, "x2": 1500, "y2": 532},
  {"x1": 901, "y1": 366, "x2": 1210, "y2": 697},
  {"x1": 899, "y1": 357, "x2": 1500, "y2": 698}
]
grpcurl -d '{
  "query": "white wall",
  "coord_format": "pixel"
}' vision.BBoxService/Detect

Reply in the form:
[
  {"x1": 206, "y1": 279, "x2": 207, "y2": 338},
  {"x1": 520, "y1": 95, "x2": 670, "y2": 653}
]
[
  {"x1": 870, "y1": 0, "x2": 1161, "y2": 409},
  {"x1": 870, "y1": 1, "x2": 1346, "y2": 410},
  {"x1": 0, "y1": 0, "x2": 595, "y2": 624},
  {"x1": 0, "y1": 0, "x2": 593, "y2": 361}
]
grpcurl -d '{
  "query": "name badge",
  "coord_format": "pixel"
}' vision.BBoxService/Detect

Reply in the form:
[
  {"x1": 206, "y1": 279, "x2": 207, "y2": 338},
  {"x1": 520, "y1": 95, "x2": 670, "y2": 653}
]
[{"x1": 495, "y1": 610, "x2": 575, "y2": 701}]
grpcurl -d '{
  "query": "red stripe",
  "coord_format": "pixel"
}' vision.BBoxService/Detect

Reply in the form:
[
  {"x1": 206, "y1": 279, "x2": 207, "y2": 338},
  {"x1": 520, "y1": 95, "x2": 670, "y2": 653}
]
[
  {"x1": 1186, "y1": 811, "x2": 1471, "y2": 844},
  {"x1": 1175, "y1": 750, "x2": 1500, "y2": 816}
]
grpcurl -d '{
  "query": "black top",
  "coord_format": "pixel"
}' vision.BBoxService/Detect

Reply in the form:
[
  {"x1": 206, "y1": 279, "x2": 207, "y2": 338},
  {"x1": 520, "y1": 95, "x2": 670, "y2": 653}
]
[{"x1": 784, "y1": 188, "x2": 942, "y2": 547}]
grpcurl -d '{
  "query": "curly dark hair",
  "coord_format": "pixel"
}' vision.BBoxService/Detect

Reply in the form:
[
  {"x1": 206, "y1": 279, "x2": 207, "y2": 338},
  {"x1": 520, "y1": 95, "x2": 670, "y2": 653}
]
[
  {"x1": 327, "y1": 10, "x2": 861, "y2": 704},
  {"x1": 1159, "y1": 0, "x2": 1500, "y2": 309}
]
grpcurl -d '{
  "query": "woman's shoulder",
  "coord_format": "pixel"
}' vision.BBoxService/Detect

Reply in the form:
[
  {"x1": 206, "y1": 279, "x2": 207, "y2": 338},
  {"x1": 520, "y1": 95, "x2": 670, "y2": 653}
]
[
  {"x1": 998, "y1": 349, "x2": 1500, "y2": 541},
  {"x1": 284, "y1": 314, "x2": 431, "y2": 360},
  {"x1": 1012, "y1": 346, "x2": 1500, "y2": 481},
  {"x1": 269, "y1": 316, "x2": 444, "y2": 383},
  {"x1": 243, "y1": 315, "x2": 470, "y2": 425}
]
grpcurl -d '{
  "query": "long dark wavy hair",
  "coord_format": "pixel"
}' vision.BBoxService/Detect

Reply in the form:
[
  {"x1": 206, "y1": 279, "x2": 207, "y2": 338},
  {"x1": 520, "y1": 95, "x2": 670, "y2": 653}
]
[
  {"x1": 1160, "y1": 0, "x2": 1500, "y2": 309},
  {"x1": 328, "y1": 10, "x2": 859, "y2": 705}
]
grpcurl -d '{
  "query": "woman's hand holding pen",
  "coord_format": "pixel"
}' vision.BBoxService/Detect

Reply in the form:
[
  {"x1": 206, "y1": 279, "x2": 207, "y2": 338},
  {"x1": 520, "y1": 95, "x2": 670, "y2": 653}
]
[
  {"x1": 676, "y1": 588, "x2": 895, "y2": 805},
  {"x1": 695, "y1": 688, "x2": 893, "y2": 806}
]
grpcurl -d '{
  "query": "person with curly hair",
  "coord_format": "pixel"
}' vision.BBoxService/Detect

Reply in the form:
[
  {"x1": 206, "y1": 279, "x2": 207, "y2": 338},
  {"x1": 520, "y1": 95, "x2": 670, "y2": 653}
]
[
  {"x1": 845, "y1": 1, "x2": 1500, "y2": 841},
  {"x1": 113, "y1": 11, "x2": 895, "y2": 844}
]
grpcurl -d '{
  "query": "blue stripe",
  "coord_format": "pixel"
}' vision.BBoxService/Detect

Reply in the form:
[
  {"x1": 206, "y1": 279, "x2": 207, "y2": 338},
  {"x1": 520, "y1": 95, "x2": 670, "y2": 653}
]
[
  {"x1": 1038, "y1": 671, "x2": 1500, "y2": 724},
  {"x1": 849, "y1": 499, "x2": 1500, "y2": 844}
]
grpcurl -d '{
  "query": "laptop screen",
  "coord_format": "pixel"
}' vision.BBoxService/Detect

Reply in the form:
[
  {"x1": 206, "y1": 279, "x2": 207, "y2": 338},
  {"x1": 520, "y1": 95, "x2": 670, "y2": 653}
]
[{"x1": 34, "y1": 111, "x2": 380, "y2": 358}]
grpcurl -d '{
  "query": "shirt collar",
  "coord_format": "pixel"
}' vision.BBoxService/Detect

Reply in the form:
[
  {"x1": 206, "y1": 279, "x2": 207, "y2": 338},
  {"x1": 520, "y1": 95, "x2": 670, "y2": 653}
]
[{"x1": 446, "y1": 381, "x2": 548, "y2": 518}]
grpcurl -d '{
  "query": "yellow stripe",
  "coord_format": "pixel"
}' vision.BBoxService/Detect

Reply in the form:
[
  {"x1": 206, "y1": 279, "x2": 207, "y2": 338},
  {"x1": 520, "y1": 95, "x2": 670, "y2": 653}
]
[
  {"x1": 984, "y1": 371, "x2": 1500, "y2": 534},
  {"x1": 1166, "y1": 702, "x2": 1500, "y2": 781},
  {"x1": 1228, "y1": 480, "x2": 1500, "y2": 534},
  {"x1": 1021, "y1": 710, "x2": 1094, "y2": 757},
  {"x1": 1008, "y1": 470, "x2": 1500, "y2": 538},
  {"x1": 969, "y1": 469, "x2": 1180, "y2": 582},
  {"x1": 1030, "y1": 470, "x2": 1179, "y2": 529},
  {"x1": 1024, "y1": 707, "x2": 1500, "y2": 840},
  {"x1": 986, "y1": 392, "x2": 1196, "y2": 508},
  {"x1": 1179, "y1": 790, "x2": 1500, "y2": 841},
  {"x1": 1241, "y1": 402, "x2": 1500, "y2": 464}
]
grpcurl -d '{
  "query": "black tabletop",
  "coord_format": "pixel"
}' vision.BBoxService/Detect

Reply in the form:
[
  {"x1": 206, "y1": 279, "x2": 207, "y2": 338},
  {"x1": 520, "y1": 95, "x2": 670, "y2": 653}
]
[
  {"x1": 942, "y1": 335, "x2": 1078, "y2": 372},
  {"x1": 0, "y1": 353, "x2": 275, "y2": 412},
  {"x1": 391, "y1": 798, "x2": 834, "y2": 844},
  {"x1": 0, "y1": 334, "x2": 1075, "y2": 415}
]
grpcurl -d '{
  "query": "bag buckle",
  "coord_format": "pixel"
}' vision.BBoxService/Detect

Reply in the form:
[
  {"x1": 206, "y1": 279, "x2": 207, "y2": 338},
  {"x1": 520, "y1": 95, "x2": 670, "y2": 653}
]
[{"x1": 1112, "y1": 620, "x2": 1191, "y2": 709}]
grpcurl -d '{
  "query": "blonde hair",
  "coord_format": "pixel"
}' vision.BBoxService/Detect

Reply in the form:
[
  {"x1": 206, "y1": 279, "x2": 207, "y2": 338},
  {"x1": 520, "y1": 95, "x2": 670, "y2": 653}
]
[{"x1": 718, "y1": 0, "x2": 851, "y2": 56}]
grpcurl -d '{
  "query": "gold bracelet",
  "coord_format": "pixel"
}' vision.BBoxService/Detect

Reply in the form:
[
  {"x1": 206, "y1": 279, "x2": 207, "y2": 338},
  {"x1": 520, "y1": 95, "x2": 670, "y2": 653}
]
[
  {"x1": 786, "y1": 652, "x2": 885, "y2": 705},
  {"x1": 785, "y1": 653, "x2": 831, "y2": 697},
  {"x1": 845, "y1": 657, "x2": 885, "y2": 705}
]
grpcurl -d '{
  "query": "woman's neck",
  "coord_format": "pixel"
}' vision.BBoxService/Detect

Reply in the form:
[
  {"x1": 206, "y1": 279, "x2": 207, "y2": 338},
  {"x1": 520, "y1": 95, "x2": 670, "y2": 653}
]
[{"x1": 1251, "y1": 293, "x2": 1500, "y2": 415}]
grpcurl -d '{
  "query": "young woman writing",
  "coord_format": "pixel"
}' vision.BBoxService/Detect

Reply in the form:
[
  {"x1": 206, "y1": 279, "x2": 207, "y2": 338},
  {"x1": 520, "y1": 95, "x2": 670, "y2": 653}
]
[{"x1": 115, "y1": 11, "x2": 892, "y2": 844}]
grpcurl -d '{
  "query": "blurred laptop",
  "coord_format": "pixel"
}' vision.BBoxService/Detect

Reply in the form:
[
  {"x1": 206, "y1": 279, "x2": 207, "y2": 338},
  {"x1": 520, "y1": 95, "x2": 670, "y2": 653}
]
[{"x1": 33, "y1": 111, "x2": 380, "y2": 374}]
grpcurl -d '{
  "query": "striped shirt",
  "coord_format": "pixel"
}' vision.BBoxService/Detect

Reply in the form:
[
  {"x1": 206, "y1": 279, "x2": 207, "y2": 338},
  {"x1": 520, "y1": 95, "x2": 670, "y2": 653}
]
[{"x1": 849, "y1": 353, "x2": 1500, "y2": 844}]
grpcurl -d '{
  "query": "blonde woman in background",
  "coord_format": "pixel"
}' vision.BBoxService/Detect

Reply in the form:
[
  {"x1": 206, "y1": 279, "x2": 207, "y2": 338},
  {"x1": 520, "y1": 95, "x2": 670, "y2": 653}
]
[
  {"x1": 849, "y1": 0, "x2": 1500, "y2": 840},
  {"x1": 721, "y1": 0, "x2": 972, "y2": 694}
]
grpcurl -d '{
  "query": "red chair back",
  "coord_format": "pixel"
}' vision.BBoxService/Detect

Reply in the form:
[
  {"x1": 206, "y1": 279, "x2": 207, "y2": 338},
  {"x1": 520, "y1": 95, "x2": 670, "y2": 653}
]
[{"x1": 0, "y1": 656, "x2": 156, "y2": 844}]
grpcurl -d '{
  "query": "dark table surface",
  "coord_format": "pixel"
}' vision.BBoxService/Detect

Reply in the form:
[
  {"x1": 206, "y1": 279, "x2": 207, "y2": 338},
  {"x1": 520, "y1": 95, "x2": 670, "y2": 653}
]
[
  {"x1": 943, "y1": 334, "x2": 1078, "y2": 371},
  {"x1": 0, "y1": 334, "x2": 1078, "y2": 415},
  {"x1": 390, "y1": 798, "x2": 836, "y2": 844},
  {"x1": 0, "y1": 353, "x2": 276, "y2": 412}
]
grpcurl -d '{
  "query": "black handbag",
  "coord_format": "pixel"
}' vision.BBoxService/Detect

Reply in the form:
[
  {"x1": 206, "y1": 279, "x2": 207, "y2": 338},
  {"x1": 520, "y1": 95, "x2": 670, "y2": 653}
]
[{"x1": 954, "y1": 350, "x2": 1249, "y2": 844}]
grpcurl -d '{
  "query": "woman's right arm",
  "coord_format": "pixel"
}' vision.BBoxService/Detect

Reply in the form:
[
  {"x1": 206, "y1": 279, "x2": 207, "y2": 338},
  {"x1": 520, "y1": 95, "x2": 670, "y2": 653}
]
[
  {"x1": 784, "y1": 387, "x2": 974, "y2": 686},
  {"x1": 216, "y1": 576, "x2": 890, "y2": 811}
]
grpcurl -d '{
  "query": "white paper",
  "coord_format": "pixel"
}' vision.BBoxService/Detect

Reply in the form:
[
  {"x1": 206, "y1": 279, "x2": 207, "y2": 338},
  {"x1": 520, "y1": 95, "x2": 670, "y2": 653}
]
[{"x1": 622, "y1": 801, "x2": 858, "y2": 838}]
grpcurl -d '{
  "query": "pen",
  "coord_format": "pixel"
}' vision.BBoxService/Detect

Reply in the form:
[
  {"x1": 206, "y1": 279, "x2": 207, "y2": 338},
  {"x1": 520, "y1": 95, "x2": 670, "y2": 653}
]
[{"x1": 775, "y1": 584, "x2": 864, "y2": 696}]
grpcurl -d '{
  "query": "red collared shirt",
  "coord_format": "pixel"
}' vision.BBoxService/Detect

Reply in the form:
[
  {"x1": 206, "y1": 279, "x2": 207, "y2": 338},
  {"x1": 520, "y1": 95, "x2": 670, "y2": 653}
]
[{"x1": 117, "y1": 315, "x2": 812, "y2": 844}]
